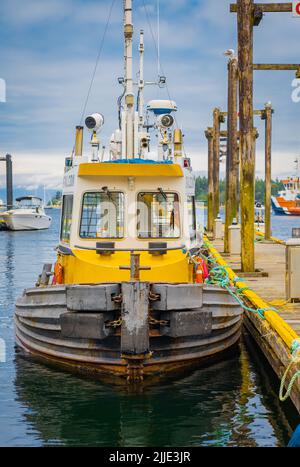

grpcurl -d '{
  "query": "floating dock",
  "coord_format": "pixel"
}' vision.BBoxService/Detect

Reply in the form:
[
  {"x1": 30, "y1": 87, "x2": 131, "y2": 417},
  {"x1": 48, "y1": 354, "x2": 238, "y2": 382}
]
[{"x1": 205, "y1": 234, "x2": 300, "y2": 415}]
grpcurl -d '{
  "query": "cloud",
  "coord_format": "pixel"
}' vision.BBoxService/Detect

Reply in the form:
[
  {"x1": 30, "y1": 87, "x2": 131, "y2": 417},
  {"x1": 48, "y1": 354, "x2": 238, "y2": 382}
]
[
  {"x1": 0, "y1": 0, "x2": 300, "y2": 189},
  {"x1": 0, "y1": 151, "x2": 64, "y2": 189},
  {"x1": 0, "y1": 146, "x2": 294, "y2": 192},
  {"x1": 0, "y1": 0, "x2": 121, "y2": 26}
]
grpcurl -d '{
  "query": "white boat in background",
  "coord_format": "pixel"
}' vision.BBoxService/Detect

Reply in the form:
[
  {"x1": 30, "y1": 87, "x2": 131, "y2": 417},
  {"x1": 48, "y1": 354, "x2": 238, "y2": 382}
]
[
  {"x1": 254, "y1": 202, "x2": 265, "y2": 234},
  {"x1": 255, "y1": 201, "x2": 265, "y2": 210},
  {"x1": 0, "y1": 196, "x2": 52, "y2": 231},
  {"x1": 271, "y1": 158, "x2": 300, "y2": 216}
]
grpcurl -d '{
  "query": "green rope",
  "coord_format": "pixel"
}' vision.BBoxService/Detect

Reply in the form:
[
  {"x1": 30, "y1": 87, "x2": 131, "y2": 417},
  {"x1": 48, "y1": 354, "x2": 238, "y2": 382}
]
[
  {"x1": 279, "y1": 340, "x2": 300, "y2": 402},
  {"x1": 200, "y1": 243, "x2": 300, "y2": 403},
  {"x1": 205, "y1": 264, "x2": 267, "y2": 319},
  {"x1": 199, "y1": 245, "x2": 277, "y2": 319}
]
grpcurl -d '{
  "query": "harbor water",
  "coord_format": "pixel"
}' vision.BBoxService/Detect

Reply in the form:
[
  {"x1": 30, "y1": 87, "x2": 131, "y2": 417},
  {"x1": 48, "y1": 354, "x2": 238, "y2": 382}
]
[{"x1": 0, "y1": 209, "x2": 299, "y2": 447}]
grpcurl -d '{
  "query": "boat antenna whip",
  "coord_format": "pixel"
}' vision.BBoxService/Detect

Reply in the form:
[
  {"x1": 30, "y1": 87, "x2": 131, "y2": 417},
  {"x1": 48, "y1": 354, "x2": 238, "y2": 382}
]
[
  {"x1": 69, "y1": 0, "x2": 116, "y2": 158},
  {"x1": 124, "y1": 0, "x2": 135, "y2": 159},
  {"x1": 78, "y1": 0, "x2": 116, "y2": 126},
  {"x1": 156, "y1": 0, "x2": 160, "y2": 78}
]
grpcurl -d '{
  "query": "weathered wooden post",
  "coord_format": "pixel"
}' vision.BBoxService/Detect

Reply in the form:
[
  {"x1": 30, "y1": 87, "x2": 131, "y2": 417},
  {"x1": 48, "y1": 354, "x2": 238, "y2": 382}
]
[
  {"x1": 213, "y1": 108, "x2": 221, "y2": 219},
  {"x1": 120, "y1": 253, "x2": 151, "y2": 362},
  {"x1": 205, "y1": 127, "x2": 214, "y2": 233},
  {"x1": 262, "y1": 102, "x2": 273, "y2": 240},
  {"x1": 39, "y1": 263, "x2": 53, "y2": 286},
  {"x1": 230, "y1": 1, "x2": 296, "y2": 266},
  {"x1": 0, "y1": 154, "x2": 13, "y2": 210},
  {"x1": 6, "y1": 154, "x2": 13, "y2": 210},
  {"x1": 237, "y1": 0, "x2": 255, "y2": 272},
  {"x1": 119, "y1": 252, "x2": 151, "y2": 281},
  {"x1": 121, "y1": 281, "x2": 150, "y2": 357},
  {"x1": 224, "y1": 56, "x2": 239, "y2": 253}
]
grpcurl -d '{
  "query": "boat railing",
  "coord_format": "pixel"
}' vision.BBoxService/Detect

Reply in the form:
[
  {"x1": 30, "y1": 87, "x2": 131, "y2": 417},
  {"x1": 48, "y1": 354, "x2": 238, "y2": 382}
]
[{"x1": 74, "y1": 244, "x2": 186, "y2": 253}]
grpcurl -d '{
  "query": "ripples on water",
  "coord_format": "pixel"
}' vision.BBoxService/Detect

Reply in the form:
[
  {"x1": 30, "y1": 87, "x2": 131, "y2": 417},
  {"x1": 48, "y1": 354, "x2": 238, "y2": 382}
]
[{"x1": 0, "y1": 210, "x2": 298, "y2": 447}]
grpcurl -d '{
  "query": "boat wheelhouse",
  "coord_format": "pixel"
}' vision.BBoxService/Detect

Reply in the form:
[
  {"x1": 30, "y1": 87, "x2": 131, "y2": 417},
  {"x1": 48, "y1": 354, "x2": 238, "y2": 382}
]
[
  {"x1": 272, "y1": 177, "x2": 300, "y2": 216},
  {"x1": 14, "y1": 0, "x2": 243, "y2": 382},
  {"x1": 58, "y1": 158, "x2": 197, "y2": 284}
]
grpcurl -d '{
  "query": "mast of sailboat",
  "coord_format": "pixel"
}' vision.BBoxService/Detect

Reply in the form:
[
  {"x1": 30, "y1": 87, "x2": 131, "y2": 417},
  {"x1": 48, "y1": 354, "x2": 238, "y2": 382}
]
[
  {"x1": 124, "y1": 0, "x2": 134, "y2": 159},
  {"x1": 295, "y1": 157, "x2": 300, "y2": 176}
]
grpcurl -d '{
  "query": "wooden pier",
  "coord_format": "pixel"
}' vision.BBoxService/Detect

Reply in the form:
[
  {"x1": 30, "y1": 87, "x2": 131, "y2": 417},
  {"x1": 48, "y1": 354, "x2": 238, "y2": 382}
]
[{"x1": 206, "y1": 235, "x2": 300, "y2": 414}]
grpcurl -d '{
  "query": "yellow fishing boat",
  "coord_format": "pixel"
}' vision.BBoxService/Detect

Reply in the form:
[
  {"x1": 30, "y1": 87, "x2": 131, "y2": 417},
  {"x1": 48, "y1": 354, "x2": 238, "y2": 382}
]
[{"x1": 14, "y1": 0, "x2": 243, "y2": 383}]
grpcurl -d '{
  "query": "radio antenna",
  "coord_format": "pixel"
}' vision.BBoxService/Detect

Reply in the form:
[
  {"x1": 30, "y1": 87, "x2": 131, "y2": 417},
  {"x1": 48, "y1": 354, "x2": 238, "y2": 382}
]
[{"x1": 157, "y1": 0, "x2": 160, "y2": 77}]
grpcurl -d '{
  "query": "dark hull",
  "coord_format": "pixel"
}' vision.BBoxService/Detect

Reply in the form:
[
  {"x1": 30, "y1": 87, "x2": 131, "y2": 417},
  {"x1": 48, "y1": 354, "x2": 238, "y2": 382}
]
[{"x1": 14, "y1": 283, "x2": 243, "y2": 382}]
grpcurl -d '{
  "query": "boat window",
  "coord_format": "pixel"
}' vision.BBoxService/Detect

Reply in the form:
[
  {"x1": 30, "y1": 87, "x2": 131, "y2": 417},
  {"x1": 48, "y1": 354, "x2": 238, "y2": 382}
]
[
  {"x1": 16, "y1": 197, "x2": 42, "y2": 208},
  {"x1": 137, "y1": 192, "x2": 180, "y2": 239},
  {"x1": 187, "y1": 196, "x2": 196, "y2": 242},
  {"x1": 80, "y1": 192, "x2": 124, "y2": 239},
  {"x1": 60, "y1": 195, "x2": 73, "y2": 243}
]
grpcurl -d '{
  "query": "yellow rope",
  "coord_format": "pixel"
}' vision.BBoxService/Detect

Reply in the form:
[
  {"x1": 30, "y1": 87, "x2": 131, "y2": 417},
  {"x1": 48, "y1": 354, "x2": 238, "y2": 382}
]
[{"x1": 255, "y1": 230, "x2": 286, "y2": 245}]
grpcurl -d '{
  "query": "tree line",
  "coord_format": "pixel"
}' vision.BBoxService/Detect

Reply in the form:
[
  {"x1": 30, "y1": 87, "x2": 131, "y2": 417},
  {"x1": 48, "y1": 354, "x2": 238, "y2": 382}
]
[
  {"x1": 195, "y1": 177, "x2": 284, "y2": 204},
  {"x1": 47, "y1": 191, "x2": 62, "y2": 206},
  {"x1": 48, "y1": 181, "x2": 285, "y2": 206}
]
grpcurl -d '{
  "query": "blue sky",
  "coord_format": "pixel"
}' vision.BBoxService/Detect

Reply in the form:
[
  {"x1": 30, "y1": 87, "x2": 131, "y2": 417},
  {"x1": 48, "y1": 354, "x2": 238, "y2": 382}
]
[{"x1": 0, "y1": 0, "x2": 299, "y2": 189}]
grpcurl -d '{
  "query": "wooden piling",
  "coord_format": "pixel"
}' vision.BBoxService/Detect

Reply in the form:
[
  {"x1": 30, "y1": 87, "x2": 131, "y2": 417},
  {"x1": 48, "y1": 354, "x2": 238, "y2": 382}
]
[
  {"x1": 40, "y1": 264, "x2": 53, "y2": 286},
  {"x1": 5, "y1": 155, "x2": 13, "y2": 210},
  {"x1": 262, "y1": 103, "x2": 273, "y2": 240},
  {"x1": 205, "y1": 127, "x2": 214, "y2": 233},
  {"x1": 231, "y1": 3, "x2": 293, "y2": 13},
  {"x1": 253, "y1": 63, "x2": 300, "y2": 71},
  {"x1": 237, "y1": 0, "x2": 255, "y2": 272},
  {"x1": 224, "y1": 57, "x2": 239, "y2": 253},
  {"x1": 121, "y1": 282, "x2": 150, "y2": 355},
  {"x1": 213, "y1": 108, "x2": 221, "y2": 219}
]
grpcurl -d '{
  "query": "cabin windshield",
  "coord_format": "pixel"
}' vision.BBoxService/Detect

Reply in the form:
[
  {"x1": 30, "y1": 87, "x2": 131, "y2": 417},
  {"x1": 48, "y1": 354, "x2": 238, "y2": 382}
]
[
  {"x1": 137, "y1": 192, "x2": 180, "y2": 239},
  {"x1": 80, "y1": 192, "x2": 124, "y2": 239},
  {"x1": 16, "y1": 198, "x2": 42, "y2": 208}
]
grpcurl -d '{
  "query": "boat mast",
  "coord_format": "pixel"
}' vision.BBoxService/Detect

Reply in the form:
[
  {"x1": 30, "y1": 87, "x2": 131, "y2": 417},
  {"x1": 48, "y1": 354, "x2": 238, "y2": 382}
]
[
  {"x1": 124, "y1": 0, "x2": 134, "y2": 159},
  {"x1": 138, "y1": 30, "x2": 145, "y2": 132}
]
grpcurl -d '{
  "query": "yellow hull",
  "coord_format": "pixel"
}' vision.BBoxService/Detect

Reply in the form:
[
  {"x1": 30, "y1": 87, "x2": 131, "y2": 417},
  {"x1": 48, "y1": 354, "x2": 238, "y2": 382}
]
[{"x1": 58, "y1": 249, "x2": 194, "y2": 284}]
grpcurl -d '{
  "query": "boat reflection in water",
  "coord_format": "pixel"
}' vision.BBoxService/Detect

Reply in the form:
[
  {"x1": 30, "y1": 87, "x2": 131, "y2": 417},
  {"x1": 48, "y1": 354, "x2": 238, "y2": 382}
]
[{"x1": 14, "y1": 341, "x2": 292, "y2": 447}]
